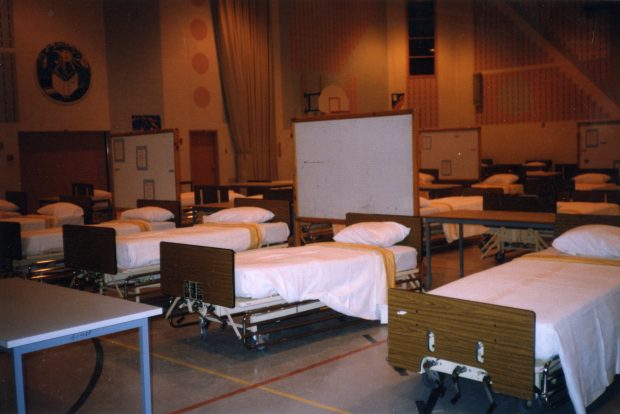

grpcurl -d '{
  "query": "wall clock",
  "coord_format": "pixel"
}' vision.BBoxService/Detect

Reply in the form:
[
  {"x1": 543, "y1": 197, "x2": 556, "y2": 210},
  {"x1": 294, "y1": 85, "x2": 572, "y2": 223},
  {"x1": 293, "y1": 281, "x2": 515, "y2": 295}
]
[{"x1": 36, "y1": 42, "x2": 91, "y2": 103}]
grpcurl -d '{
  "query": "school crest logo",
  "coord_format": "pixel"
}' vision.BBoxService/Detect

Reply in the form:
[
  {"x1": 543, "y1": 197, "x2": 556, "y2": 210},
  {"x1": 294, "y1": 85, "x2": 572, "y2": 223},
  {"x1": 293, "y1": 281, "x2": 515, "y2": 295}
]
[{"x1": 36, "y1": 42, "x2": 91, "y2": 103}]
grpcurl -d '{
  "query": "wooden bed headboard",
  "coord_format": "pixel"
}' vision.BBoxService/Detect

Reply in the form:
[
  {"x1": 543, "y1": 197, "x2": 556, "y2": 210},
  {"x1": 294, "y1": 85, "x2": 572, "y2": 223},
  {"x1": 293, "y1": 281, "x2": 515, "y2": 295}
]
[
  {"x1": 160, "y1": 242, "x2": 235, "y2": 307},
  {"x1": 63, "y1": 225, "x2": 117, "y2": 274},
  {"x1": 554, "y1": 213, "x2": 620, "y2": 238},
  {"x1": 234, "y1": 198, "x2": 292, "y2": 229},
  {"x1": 344, "y1": 213, "x2": 422, "y2": 262},
  {"x1": 137, "y1": 199, "x2": 182, "y2": 227}
]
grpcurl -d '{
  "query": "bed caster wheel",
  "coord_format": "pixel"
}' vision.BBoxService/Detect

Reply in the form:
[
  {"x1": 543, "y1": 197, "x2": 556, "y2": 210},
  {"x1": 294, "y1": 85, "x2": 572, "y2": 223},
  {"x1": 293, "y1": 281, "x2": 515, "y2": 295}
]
[
  {"x1": 422, "y1": 370, "x2": 442, "y2": 390},
  {"x1": 199, "y1": 319, "x2": 210, "y2": 341},
  {"x1": 519, "y1": 398, "x2": 542, "y2": 413},
  {"x1": 251, "y1": 333, "x2": 269, "y2": 350},
  {"x1": 495, "y1": 252, "x2": 506, "y2": 263}
]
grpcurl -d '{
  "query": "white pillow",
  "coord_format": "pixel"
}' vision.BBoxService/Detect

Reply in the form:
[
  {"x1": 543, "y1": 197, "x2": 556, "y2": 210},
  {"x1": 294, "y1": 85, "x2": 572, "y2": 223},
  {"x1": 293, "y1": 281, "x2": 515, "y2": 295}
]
[
  {"x1": 552, "y1": 224, "x2": 620, "y2": 258},
  {"x1": 120, "y1": 206, "x2": 174, "y2": 222},
  {"x1": 419, "y1": 196, "x2": 431, "y2": 208},
  {"x1": 37, "y1": 202, "x2": 84, "y2": 218},
  {"x1": 483, "y1": 173, "x2": 519, "y2": 185},
  {"x1": 334, "y1": 221, "x2": 411, "y2": 247},
  {"x1": 572, "y1": 173, "x2": 610, "y2": 184},
  {"x1": 203, "y1": 206, "x2": 274, "y2": 223},
  {"x1": 419, "y1": 172, "x2": 435, "y2": 183},
  {"x1": 524, "y1": 161, "x2": 546, "y2": 167},
  {"x1": 0, "y1": 199, "x2": 19, "y2": 212},
  {"x1": 93, "y1": 189, "x2": 112, "y2": 199}
]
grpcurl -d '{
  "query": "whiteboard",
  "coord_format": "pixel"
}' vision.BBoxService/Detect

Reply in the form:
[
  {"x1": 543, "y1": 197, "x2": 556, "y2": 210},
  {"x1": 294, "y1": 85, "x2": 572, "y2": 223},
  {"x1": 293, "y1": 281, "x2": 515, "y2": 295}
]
[
  {"x1": 110, "y1": 130, "x2": 179, "y2": 209},
  {"x1": 294, "y1": 111, "x2": 416, "y2": 221},
  {"x1": 578, "y1": 120, "x2": 620, "y2": 169},
  {"x1": 420, "y1": 127, "x2": 480, "y2": 180}
]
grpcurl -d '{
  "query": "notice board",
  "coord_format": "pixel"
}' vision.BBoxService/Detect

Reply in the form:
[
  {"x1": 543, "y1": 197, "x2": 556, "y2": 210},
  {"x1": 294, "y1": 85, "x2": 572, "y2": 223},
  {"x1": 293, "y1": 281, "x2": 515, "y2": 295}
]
[{"x1": 110, "y1": 129, "x2": 179, "y2": 209}]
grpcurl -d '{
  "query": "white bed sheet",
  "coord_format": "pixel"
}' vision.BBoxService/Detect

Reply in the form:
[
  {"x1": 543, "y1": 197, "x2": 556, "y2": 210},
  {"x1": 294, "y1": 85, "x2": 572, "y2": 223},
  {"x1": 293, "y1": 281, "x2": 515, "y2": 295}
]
[
  {"x1": 430, "y1": 248, "x2": 620, "y2": 414},
  {"x1": 20, "y1": 220, "x2": 177, "y2": 258},
  {"x1": 234, "y1": 244, "x2": 417, "y2": 321},
  {"x1": 471, "y1": 182, "x2": 524, "y2": 194},
  {"x1": 0, "y1": 211, "x2": 20, "y2": 219},
  {"x1": 427, "y1": 196, "x2": 487, "y2": 242},
  {"x1": 2, "y1": 215, "x2": 53, "y2": 231},
  {"x1": 116, "y1": 222, "x2": 289, "y2": 270},
  {"x1": 557, "y1": 201, "x2": 620, "y2": 216}
]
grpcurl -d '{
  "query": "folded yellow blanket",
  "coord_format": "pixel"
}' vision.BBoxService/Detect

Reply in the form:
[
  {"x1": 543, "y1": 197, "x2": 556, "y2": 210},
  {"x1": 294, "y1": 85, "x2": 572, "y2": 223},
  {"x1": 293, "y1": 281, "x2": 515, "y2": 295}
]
[
  {"x1": 316, "y1": 242, "x2": 396, "y2": 289},
  {"x1": 519, "y1": 251, "x2": 620, "y2": 267},
  {"x1": 111, "y1": 219, "x2": 152, "y2": 232},
  {"x1": 200, "y1": 222, "x2": 262, "y2": 250}
]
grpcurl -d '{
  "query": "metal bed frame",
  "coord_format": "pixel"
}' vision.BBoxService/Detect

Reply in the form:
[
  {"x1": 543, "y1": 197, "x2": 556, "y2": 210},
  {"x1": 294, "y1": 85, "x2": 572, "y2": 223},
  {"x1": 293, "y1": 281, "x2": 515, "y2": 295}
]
[
  {"x1": 161, "y1": 213, "x2": 424, "y2": 349},
  {"x1": 388, "y1": 213, "x2": 620, "y2": 414}
]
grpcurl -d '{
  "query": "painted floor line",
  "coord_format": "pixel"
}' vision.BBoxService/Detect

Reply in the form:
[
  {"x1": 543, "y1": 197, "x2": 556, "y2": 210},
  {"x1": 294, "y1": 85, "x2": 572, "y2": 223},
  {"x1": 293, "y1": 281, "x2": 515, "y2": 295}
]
[{"x1": 104, "y1": 337, "x2": 385, "y2": 414}]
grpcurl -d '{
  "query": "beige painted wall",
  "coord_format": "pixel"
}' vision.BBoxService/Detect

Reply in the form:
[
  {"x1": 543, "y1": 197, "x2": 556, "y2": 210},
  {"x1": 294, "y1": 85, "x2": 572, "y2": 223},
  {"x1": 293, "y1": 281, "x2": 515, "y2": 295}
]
[
  {"x1": 159, "y1": 0, "x2": 235, "y2": 185},
  {"x1": 1, "y1": 0, "x2": 111, "y2": 194}
]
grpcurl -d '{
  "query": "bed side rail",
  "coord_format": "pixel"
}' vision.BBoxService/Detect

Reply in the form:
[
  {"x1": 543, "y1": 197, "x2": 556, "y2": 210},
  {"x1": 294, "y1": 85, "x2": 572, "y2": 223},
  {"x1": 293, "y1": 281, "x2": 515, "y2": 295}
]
[
  {"x1": 160, "y1": 242, "x2": 235, "y2": 308},
  {"x1": 63, "y1": 225, "x2": 117, "y2": 274},
  {"x1": 387, "y1": 289, "x2": 535, "y2": 400}
]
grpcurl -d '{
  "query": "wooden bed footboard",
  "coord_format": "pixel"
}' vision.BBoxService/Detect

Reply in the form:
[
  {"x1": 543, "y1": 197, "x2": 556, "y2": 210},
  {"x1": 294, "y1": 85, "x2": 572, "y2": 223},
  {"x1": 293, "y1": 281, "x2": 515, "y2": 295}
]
[
  {"x1": 0, "y1": 221, "x2": 22, "y2": 261},
  {"x1": 160, "y1": 242, "x2": 235, "y2": 308},
  {"x1": 388, "y1": 289, "x2": 535, "y2": 400},
  {"x1": 63, "y1": 225, "x2": 117, "y2": 274}
]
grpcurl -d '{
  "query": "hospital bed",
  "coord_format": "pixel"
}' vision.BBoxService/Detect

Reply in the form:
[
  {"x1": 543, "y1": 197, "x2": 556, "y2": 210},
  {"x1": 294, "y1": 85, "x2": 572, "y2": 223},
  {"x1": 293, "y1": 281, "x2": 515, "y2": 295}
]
[
  {"x1": 0, "y1": 199, "x2": 181, "y2": 276},
  {"x1": 421, "y1": 195, "x2": 488, "y2": 243},
  {"x1": 473, "y1": 164, "x2": 526, "y2": 194},
  {"x1": 161, "y1": 213, "x2": 423, "y2": 349},
  {"x1": 63, "y1": 198, "x2": 291, "y2": 299},
  {"x1": 387, "y1": 213, "x2": 620, "y2": 414}
]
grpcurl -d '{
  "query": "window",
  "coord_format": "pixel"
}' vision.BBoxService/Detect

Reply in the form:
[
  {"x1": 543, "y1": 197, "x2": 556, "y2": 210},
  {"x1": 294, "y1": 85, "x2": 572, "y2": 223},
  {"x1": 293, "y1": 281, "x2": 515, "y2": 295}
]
[{"x1": 408, "y1": 0, "x2": 435, "y2": 76}]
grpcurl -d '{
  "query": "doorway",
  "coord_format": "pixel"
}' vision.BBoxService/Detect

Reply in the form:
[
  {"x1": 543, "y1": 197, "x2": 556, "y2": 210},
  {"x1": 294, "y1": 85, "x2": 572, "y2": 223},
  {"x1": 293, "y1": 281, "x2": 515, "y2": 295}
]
[{"x1": 189, "y1": 130, "x2": 219, "y2": 185}]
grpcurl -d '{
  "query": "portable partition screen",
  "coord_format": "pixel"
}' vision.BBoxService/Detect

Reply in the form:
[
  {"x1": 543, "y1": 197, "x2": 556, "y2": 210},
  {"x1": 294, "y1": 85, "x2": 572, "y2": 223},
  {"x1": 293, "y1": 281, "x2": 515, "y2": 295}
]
[{"x1": 293, "y1": 110, "x2": 418, "y2": 221}]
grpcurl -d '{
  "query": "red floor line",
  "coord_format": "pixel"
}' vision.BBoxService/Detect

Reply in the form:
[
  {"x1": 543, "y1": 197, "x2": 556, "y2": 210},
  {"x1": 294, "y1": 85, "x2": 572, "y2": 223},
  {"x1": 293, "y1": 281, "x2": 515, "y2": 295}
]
[{"x1": 169, "y1": 338, "x2": 387, "y2": 414}]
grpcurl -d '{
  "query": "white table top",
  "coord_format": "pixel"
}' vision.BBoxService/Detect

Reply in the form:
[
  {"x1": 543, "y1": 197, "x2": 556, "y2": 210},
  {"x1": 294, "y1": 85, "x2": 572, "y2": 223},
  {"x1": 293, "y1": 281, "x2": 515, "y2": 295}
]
[{"x1": 0, "y1": 279, "x2": 162, "y2": 349}]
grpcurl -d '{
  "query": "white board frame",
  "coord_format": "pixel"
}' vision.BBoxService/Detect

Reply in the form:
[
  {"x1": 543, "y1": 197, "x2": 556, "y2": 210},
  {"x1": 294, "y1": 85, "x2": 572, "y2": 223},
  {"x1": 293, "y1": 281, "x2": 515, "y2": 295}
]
[
  {"x1": 578, "y1": 120, "x2": 620, "y2": 169},
  {"x1": 109, "y1": 129, "x2": 180, "y2": 209},
  {"x1": 419, "y1": 127, "x2": 480, "y2": 180},
  {"x1": 293, "y1": 110, "x2": 418, "y2": 222}
]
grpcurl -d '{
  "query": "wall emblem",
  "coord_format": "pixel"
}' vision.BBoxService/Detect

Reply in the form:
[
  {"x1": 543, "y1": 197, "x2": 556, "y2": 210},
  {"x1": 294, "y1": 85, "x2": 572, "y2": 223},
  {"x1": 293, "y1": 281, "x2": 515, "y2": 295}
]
[{"x1": 36, "y1": 42, "x2": 91, "y2": 103}]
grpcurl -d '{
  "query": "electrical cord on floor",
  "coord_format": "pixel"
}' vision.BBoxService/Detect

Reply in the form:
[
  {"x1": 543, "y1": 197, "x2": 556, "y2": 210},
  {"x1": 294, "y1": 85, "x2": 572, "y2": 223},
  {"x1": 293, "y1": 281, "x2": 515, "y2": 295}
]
[{"x1": 66, "y1": 338, "x2": 104, "y2": 414}]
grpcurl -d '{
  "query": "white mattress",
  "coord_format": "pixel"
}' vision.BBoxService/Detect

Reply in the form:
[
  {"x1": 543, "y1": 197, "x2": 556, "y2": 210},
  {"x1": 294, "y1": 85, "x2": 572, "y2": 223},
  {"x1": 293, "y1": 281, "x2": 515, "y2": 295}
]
[
  {"x1": 20, "y1": 220, "x2": 176, "y2": 258},
  {"x1": 430, "y1": 248, "x2": 620, "y2": 414},
  {"x1": 0, "y1": 211, "x2": 20, "y2": 218},
  {"x1": 426, "y1": 196, "x2": 487, "y2": 242},
  {"x1": 471, "y1": 182, "x2": 524, "y2": 194},
  {"x1": 233, "y1": 244, "x2": 417, "y2": 321},
  {"x1": 116, "y1": 222, "x2": 290, "y2": 270},
  {"x1": 557, "y1": 201, "x2": 620, "y2": 216}
]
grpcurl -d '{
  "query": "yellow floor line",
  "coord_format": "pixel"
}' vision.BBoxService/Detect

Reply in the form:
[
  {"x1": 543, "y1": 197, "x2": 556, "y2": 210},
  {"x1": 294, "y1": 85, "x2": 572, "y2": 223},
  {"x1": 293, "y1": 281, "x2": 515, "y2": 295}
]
[{"x1": 103, "y1": 338, "x2": 352, "y2": 414}]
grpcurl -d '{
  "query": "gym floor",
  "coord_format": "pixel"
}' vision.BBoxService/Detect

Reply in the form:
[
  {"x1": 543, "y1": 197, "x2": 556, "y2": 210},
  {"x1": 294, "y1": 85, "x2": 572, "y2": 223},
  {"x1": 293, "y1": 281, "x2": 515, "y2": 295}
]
[{"x1": 1, "y1": 245, "x2": 619, "y2": 414}]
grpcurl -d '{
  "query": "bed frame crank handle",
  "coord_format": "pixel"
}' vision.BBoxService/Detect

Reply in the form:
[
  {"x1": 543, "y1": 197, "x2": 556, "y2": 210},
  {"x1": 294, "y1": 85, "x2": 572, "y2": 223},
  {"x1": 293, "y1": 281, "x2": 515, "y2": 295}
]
[
  {"x1": 483, "y1": 375, "x2": 497, "y2": 414},
  {"x1": 450, "y1": 365, "x2": 467, "y2": 404}
]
